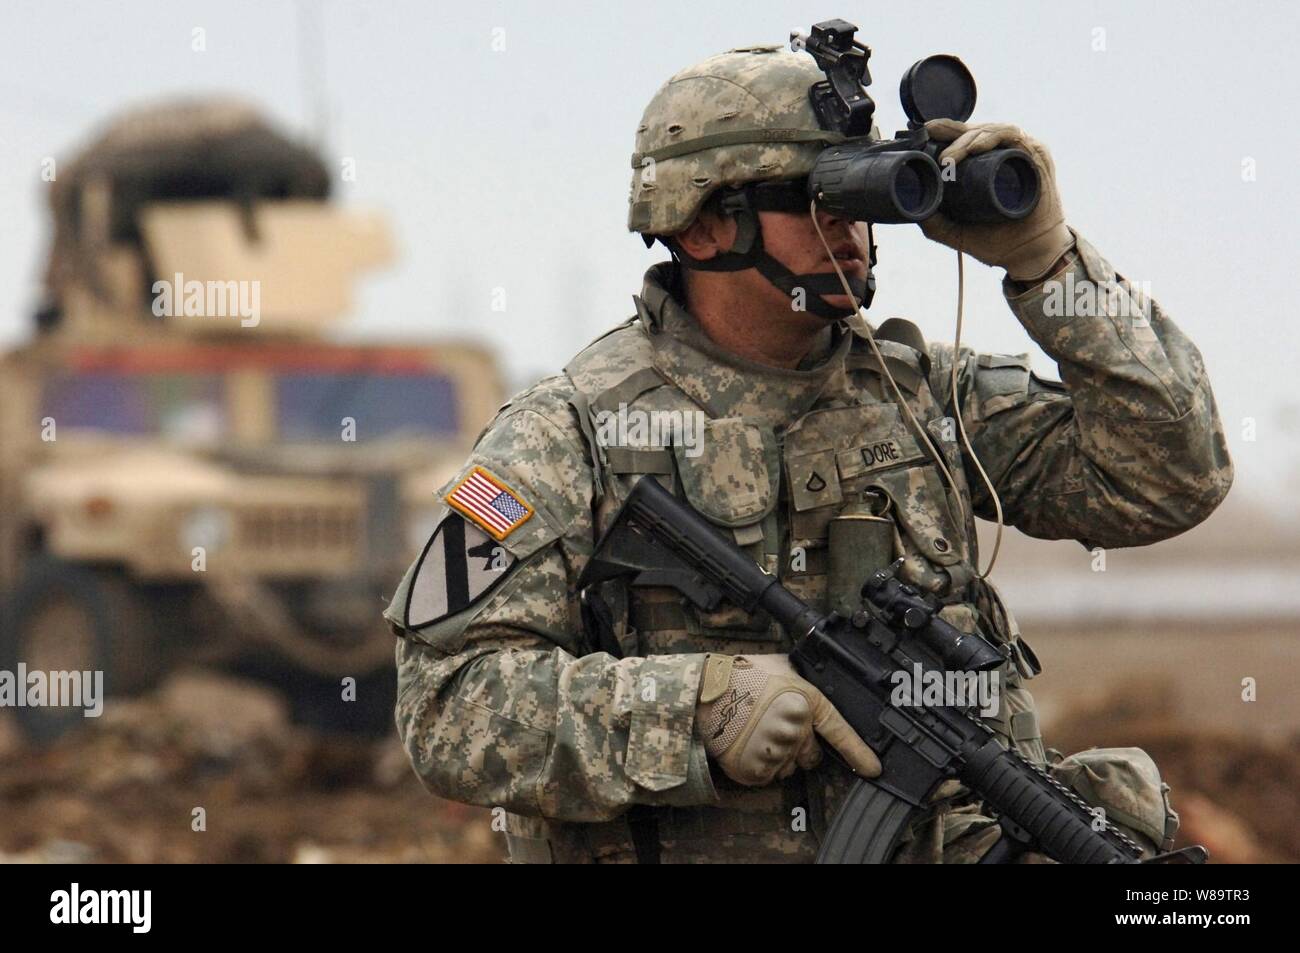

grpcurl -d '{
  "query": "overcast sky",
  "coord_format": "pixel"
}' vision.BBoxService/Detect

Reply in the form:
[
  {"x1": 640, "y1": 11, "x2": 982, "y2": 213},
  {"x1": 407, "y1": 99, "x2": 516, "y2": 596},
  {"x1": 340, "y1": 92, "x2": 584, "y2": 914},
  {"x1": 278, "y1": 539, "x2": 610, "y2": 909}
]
[{"x1": 2, "y1": 0, "x2": 1297, "y2": 501}]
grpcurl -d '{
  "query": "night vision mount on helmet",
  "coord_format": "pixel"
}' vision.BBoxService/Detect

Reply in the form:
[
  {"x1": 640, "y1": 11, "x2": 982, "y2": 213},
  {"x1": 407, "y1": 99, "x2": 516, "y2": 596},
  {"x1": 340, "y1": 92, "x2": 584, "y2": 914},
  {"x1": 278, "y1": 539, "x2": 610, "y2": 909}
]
[
  {"x1": 795, "y1": 19, "x2": 1041, "y2": 227},
  {"x1": 627, "y1": 18, "x2": 1042, "y2": 319}
]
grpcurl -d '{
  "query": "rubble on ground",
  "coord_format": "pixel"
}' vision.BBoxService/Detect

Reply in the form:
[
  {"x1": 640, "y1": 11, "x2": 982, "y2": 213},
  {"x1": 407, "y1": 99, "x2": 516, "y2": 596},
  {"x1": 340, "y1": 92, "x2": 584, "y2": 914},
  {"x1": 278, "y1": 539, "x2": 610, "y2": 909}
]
[
  {"x1": 0, "y1": 670, "x2": 500, "y2": 863},
  {"x1": 1, "y1": 670, "x2": 1295, "y2": 863}
]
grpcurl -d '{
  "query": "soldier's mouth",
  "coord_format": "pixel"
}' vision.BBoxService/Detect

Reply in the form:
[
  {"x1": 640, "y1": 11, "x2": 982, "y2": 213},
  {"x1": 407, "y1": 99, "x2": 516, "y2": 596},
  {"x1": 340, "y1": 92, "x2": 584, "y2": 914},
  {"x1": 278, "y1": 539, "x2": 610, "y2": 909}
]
[
  {"x1": 826, "y1": 251, "x2": 867, "y2": 275},
  {"x1": 826, "y1": 242, "x2": 866, "y2": 269}
]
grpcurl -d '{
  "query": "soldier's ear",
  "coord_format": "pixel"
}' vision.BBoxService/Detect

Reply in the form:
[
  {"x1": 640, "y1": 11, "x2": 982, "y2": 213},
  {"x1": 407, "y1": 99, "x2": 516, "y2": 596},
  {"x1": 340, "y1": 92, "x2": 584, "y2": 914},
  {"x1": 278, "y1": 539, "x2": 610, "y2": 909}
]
[{"x1": 675, "y1": 207, "x2": 737, "y2": 261}]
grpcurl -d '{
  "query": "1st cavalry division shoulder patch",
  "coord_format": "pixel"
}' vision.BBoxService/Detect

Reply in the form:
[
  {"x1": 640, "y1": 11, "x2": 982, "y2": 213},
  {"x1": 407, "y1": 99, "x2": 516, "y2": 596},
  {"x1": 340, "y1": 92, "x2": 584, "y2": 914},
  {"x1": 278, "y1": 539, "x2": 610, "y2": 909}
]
[
  {"x1": 404, "y1": 512, "x2": 517, "y2": 630},
  {"x1": 403, "y1": 466, "x2": 533, "y2": 629},
  {"x1": 444, "y1": 466, "x2": 534, "y2": 541}
]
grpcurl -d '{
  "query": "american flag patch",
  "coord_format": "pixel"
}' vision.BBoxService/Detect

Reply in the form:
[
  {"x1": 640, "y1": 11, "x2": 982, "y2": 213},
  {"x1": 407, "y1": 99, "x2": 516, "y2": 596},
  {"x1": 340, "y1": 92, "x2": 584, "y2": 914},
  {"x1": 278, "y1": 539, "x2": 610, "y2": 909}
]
[{"x1": 444, "y1": 466, "x2": 534, "y2": 541}]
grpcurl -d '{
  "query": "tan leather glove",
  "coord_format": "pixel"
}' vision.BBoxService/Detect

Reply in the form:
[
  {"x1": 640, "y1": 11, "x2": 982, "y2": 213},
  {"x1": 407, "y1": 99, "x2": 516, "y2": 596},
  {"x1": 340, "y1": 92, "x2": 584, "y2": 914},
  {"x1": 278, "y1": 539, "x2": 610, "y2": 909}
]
[
  {"x1": 696, "y1": 653, "x2": 881, "y2": 787},
  {"x1": 920, "y1": 118, "x2": 1075, "y2": 281}
]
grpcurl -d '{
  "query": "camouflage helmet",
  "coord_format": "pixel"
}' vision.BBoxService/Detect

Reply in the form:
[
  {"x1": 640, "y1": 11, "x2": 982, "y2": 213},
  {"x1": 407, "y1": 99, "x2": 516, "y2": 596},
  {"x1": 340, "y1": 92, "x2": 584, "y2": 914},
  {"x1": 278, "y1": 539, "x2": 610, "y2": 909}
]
[{"x1": 628, "y1": 45, "x2": 847, "y2": 236}]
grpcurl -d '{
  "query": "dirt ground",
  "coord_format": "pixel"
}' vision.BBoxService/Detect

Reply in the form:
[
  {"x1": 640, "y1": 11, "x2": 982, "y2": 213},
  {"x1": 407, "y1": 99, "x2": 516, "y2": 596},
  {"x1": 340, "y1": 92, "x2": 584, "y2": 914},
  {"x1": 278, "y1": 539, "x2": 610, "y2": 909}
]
[
  {"x1": 1006, "y1": 617, "x2": 1300, "y2": 863},
  {"x1": 1, "y1": 618, "x2": 1295, "y2": 864},
  {"x1": 0, "y1": 671, "x2": 500, "y2": 864}
]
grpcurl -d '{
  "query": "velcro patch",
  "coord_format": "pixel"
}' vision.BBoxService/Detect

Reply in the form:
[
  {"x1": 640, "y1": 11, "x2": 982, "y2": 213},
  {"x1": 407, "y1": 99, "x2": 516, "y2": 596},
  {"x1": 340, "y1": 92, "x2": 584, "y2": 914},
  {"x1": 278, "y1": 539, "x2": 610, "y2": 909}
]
[
  {"x1": 859, "y1": 438, "x2": 906, "y2": 468},
  {"x1": 444, "y1": 466, "x2": 534, "y2": 541},
  {"x1": 405, "y1": 514, "x2": 516, "y2": 630},
  {"x1": 835, "y1": 434, "x2": 924, "y2": 480}
]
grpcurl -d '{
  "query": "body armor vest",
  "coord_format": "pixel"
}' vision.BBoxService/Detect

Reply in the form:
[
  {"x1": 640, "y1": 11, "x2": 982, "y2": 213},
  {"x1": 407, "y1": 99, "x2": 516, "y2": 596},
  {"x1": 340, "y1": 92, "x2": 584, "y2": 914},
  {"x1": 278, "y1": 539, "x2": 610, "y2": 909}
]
[{"x1": 528, "y1": 297, "x2": 1045, "y2": 863}]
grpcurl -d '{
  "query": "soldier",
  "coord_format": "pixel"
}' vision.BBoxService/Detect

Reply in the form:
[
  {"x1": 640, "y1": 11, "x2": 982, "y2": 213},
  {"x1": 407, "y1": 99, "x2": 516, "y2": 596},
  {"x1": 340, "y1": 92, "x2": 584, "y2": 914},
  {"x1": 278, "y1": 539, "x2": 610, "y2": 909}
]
[{"x1": 386, "y1": 45, "x2": 1232, "y2": 863}]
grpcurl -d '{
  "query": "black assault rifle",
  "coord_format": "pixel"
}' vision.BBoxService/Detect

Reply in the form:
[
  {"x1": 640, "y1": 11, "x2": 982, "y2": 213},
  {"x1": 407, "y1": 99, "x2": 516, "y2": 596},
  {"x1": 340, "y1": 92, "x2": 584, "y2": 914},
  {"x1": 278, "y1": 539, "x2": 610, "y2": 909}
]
[{"x1": 577, "y1": 476, "x2": 1207, "y2": 864}]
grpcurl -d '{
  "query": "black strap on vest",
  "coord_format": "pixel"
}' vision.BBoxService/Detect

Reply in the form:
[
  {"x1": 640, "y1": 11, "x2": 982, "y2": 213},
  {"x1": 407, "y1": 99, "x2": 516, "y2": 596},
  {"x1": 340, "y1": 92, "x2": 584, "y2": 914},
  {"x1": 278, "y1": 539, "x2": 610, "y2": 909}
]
[
  {"x1": 626, "y1": 805, "x2": 662, "y2": 864},
  {"x1": 579, "y1": 587, "x2": 624, "y2": 659}
]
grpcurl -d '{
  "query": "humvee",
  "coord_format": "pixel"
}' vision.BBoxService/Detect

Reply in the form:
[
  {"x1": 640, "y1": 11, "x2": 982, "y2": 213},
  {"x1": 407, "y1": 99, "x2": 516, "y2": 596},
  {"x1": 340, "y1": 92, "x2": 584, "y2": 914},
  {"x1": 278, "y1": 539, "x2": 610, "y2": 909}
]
[{"x1": 0, "y1": 99, "x2": 504, "y2": 739}]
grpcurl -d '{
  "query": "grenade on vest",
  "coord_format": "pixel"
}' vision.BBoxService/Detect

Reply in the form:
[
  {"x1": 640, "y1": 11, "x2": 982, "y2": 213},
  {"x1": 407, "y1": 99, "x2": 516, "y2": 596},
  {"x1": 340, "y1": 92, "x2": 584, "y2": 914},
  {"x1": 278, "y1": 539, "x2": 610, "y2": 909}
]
[
  {"x1": 827, "y1": 491, "x2": 895, "y2": 619},
  {"x1": 792, "y1": 19, "x2": 1040, "y2": 225}
]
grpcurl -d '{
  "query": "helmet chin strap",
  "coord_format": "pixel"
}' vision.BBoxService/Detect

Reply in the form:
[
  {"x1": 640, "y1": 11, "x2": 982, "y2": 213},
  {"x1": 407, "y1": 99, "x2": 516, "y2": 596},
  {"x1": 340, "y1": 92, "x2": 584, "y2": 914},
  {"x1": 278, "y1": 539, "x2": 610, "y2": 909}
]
[{"x1": 662, "y1": 183, "x2": 875, "y2": 320}]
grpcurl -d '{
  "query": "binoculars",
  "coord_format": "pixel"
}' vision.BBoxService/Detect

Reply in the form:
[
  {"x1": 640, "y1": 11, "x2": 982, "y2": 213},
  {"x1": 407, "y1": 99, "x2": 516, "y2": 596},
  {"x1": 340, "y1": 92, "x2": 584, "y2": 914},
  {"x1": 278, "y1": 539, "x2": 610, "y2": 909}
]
[{"x1": 793, "y1": 20, "x2": 1040, "y2": 225}]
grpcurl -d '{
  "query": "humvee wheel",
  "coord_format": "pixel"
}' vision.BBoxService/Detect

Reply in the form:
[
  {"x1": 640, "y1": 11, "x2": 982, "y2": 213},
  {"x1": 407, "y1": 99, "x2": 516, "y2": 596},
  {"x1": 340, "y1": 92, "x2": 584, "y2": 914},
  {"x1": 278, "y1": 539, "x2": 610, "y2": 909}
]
[
  {"x1": 24, "y1": 597, "x2": 98, "y2": 677},
  {"x1": 0, "y1": 558, "x2": 157, "y2": 743}
]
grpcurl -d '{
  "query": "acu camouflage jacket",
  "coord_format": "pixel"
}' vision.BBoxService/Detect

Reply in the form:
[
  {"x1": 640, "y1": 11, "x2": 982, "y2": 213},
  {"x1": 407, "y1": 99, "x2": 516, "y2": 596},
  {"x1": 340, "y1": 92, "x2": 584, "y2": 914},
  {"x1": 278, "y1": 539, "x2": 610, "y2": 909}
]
[{"x1": 386, "y1": 232, "x2": 1231, "y2": 863}]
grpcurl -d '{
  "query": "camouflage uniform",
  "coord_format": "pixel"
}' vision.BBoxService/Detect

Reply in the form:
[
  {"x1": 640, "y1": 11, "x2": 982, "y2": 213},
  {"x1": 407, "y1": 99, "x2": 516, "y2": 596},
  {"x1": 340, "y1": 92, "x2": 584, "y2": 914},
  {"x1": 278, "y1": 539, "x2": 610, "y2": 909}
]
[{"x1": 387, "y1": 229, "x2": 1232, "y2": 862}]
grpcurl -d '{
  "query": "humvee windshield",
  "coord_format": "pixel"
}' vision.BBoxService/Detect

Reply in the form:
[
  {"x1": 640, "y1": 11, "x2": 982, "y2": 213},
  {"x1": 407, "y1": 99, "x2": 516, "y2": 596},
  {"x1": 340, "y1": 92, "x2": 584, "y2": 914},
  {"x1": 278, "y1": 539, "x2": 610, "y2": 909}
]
[
  {"x1": 43, "y1": 371, "x2": 226, "y2": 442},
  {"x1": 275, "y1": 370, "x2": 459, "y2": 441},
  {"x1": 41, "y1": 362, "x2": 460, "y2": 444}
]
